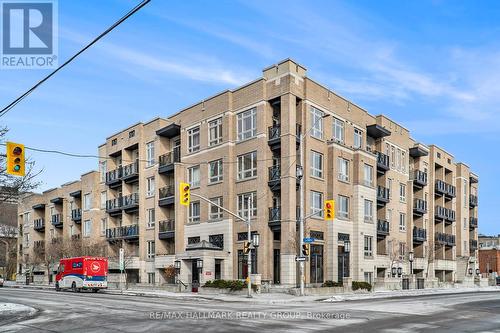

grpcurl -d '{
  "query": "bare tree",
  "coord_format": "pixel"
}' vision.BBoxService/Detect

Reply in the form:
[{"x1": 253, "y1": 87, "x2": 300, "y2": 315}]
[{"x1": 0, "y1": 224, "x2": 18, "y2": 279}]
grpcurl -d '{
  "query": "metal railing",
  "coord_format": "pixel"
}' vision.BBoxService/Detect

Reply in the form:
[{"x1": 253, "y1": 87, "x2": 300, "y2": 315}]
[
  {"x1": 377, "y1": 219, "x2": 390, "y2": 234},
  {"x1": 71, "y1": 208, "x2": 82, "y2": 220},
  {"x1": 51, "y1": 214, "x2": 63, "y2": 226},
  {"x1": 413, "y1": 199, "x2": 427, "y2": 213},
  {"x1": 106, "y1": 224, "x2": 139, "y2": 240},
  {"x1": 159, "y1": 185, "x2": 175, "y2": 199},
  {"x1": 122, "y1": 159, "x2": 139, "y2": 178},
  {"x1": 377, "y1": 186, "x2": 390, "y2": 202},
  {"x1": 469, "y1": 194, "x2": 478, "y2": 207},
  {"x1": 413, "y1": 227, "x2": 427, "y2": 242},
  {"x1": 34, "y1": 218, "x2": 45, "y2": 230},
  {"x1": 269, "y1": 207, "x2": 281, "y2": 222},
  {"x1": 105, "y1": 167, "x2": 122, "y2": 184},
  {"x1": 414, "y1": 170, "x2": 428, "y2": 186},
  {"x1": 159, "y1": 219, "x2": 175, "y2": 233},
  {"x1": 376, "y1": 152, "x2": 390, "y2": 170},
  {"x1": 268, "y1": 165, "x2": 281, "y2": 182},
  {"x1": 159, "y1": 147, "x2": 181, "y2": 167},
  {"x1": 122, "y1": 193, "x2": 139, "y2": 208}
]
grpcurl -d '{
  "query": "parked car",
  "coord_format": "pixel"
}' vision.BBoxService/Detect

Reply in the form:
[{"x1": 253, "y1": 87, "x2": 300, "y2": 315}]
[{"x1": 0, "y1": 275, "x2": 4, "y2": 287}]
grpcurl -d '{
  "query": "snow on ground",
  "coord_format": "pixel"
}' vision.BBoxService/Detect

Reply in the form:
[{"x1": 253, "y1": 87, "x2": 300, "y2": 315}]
[{"x1": 0, "y1": 303, "x2": 36, "y2": 316}]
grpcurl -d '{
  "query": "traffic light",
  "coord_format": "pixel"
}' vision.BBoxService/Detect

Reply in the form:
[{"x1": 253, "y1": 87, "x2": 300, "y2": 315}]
[
  {"x1": 6, "y1": 142, "x2": 25, "y2": 176},
  {"x1": 324, "y1": 199, "x2": 335, "y2": 220},
  {"x1": 243, "y1": 241, "x2": 251, "y2": 254},
  {"x1": 179, "y1": 182, "x2": 190, "y2": 206},
  {"x1": 302, "y1": 244, "x2": 310, "y2": 256}
]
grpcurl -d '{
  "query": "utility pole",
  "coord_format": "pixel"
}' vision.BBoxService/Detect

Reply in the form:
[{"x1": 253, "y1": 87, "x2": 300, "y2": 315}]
[{"x1": 247, "y1": 197, "x2": 252, "y2": 298}]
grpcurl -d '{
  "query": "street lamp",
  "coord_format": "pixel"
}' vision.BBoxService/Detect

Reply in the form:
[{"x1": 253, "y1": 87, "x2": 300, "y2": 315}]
[
  {"x1": 391, "y1": 267, "x2": 397, "y2": 277},
  {"x1": 468, "y1": 268, "x2": 473, "y2": 275},
  {"x1": 344, "y1": 240, "x2": 351, "y2": 253},
  {"x1": 476, "y1": 268, "x2": 480, "y2": 276},
  {"x1": 252, "y1": 233, "x2": 260, "y2": 248},
  {"x1": 397, "y1": 267, "x2": 402, "y2": 277},
  {"x1": 341, "y1": 240, "x2": 351, "y2": 280},
  {"x1": 196, "y1": 259, "x2": 203, "y2": 271},
  {"x1": 409, "y1": 251, "x2": 414, "y2": 275}
]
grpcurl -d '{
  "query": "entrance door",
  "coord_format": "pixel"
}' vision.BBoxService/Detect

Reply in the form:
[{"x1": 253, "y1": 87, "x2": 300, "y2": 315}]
[
  {"x1": 191, "y1": 260, "x2": 199, "y2": 284},
  {"x1": 310, "y1": 245, "x2": 324, "y2": 284},
  {"x1": 273, "y1": 249, "x2": 280, "y2": 284},
  {"x1": 338, "y1": 246, "x2": 350, "y2": 282}
]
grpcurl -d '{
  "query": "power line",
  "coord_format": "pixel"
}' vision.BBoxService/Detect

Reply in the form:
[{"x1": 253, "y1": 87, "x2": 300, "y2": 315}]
[{"x1": 0, "y1": 0, "x2": 151, "y2": 119}]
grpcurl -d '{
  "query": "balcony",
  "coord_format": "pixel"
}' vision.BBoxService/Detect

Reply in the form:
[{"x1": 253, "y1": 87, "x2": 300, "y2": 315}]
[
  {"x1": 469, "y1": 194, "x2": 478, "y2": 207},
  {"x1": 158, "y1": 147, "x2": 180, "y2": 174},
  {"x1": 413, "y1": 227, "x2": 427, "y2": 243},
  {"x1": 106, "y1": 224, "x2": 139, "y2": 242},
  {"x1": 267, "y1": 124, "x2": 301, "y2": 151},
  {"x1": 268, "y1": 165, "x2": 281, "y2": 191},
  {"x1": 435, "y1": 180, "x2": 447, "y2": 196},
  {"x1": 413, "y1": 199, "x2": 427, "y2": 216},
  {"x1": 376, "y1": 152, "x2": 390, "y2": 173},
  {"x1": 268, "y1": 207, "x2": 281, "y2": 231},
  {"x1": 34, "y1": 240, "x2": 45, "y2": 253},
  {"x1": 122, "y1": 193, "x2": 139, "y2": 213},
  {"x1": 51, "y1": 214, "x2": 63, "y2": 228},
  {"x1": 445, "y1": 183, "x2": 456, "y2": 198},
  {"x1": 33, "y1": 218, "x2": 45, "y2": 231},
  {"x1": 122, "y1": 159, "x2": 139, "y2": 183},
  {"x1": 435, "y1": 232, "x2": 455, "y2": 246},
  {"x1": 413, "y1": 170, "x2": 428, "y2": 187},
  {"x1": 377, "y1": 219, "x2": 390, "y2": 237},
  {"x1": 156, "y1": 123, "x2": 180, "y2": 138},
  {"x1": 71, "y1": 208, "x2": 82, "y2": 223},
  {"x1": 367, "y1": 124, "x2": 391, "y2": 139},
  {"x1": 158, "y1": 219, "x2": 175, "y2": 240},
  {"x1": 470, "y1": 240, "x2": 478, "y2": 251},
  {"x1": 435, "y1": 205, "x2": 455, "y2": 223},
  {"x1": 469, "y1": 217, "x2": 478, "y2": 229},
  {"x1": 377, "y1": 186, "x2": 390, "y2": 206},
  {"x1": 106, "y1": 197, "x2": 123, "y2": 216},
  {"x1": 158, "y1": 186, "x2": 175, "y2": 207},
  {"x1": 105, "y1": 167, "x2": 122, "y2": 189}
]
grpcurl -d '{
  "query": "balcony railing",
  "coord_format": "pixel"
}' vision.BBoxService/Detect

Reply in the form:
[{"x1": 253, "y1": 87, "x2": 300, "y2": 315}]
[
  {"x1": 414, "y1": 170, "x2": 428, "y2": 187},
  {"x1": 435, "y1": 206, "x2": 455, "y2": 222},
  {"x1": 106, "y1": 197, "x2": 123, "y2": 214},
  {"x1": 435, "y1": 232, "x2": 455, "y2": 246},
  {"x1": 268, "y1": 165, "x2": 281, "y2": 190},
  {"x1": 105, "y1": 167, "x2": 122, "y2": 186},
  {"x1": 470, "y1": 240, "x2": 478, "y2": 250},
  {"x1": 106, "y1": 224, "x2": 139, "y2": 241},
  {"x1": 268, "y1": 124, "x2": 301, "y2": 149},
  {"x1": 158, "y1": 219, "x2": 175, "y2": 240},
  {"x1": 413, "y1": 199, "x2": 427, "y2": 215},
  {"x1": 376, "y1": 152, "x2": 390, "y2": 172},
  {"x1": 34, "y1": 240, "x2": 45, "y2": 249},
  {"x1": 122, "y1": 159, "x2": 139, "y2": 182},
  {"x1": 469, "y1": 194, "x2": 478, "y2": 207},
  {"x1": 435, "y1": 180, "x2": 456, "y2": 198},
  {"x1": 158, "y1": 147, "x2": 180, "y2": 174},
  {"x1": 71, "y1": 208, "x2": 82, "y2": 222},
  {"x1": 377, "y1": 219, "x2": 390, "y2": 236},
  {"x1": 469, "y1": 217, "x2": 478, "y2": 229},
  {"x1": 51, "y1": 214, "x2": 63, "y2": 228},
  {"x1": 122, "y1": 193, "x2": 139, "y2": 210},
  {"x1": 33, "y1": 218, "x2": 45, "y2": 231},
  {"x1": 377, "y1": 186, "x2": 390, "y2": 204},
  {"x1": 413, "y1": 227, "x2": 427, "y2": 242},
  {"x1": 269, "y1": 207, "x2": 281, "y2": 222}
]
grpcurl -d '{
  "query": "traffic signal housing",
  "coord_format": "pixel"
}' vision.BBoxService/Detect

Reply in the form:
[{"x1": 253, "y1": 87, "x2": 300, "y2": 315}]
[
  {"x1": 324, "y1": 199, "x2": 335, "y2": 220},
  {"x1": 243, "y1": 241, "x2": 251, "y2": 254},
  {"x1": 179, "y1": 182, "x2": 190, "y2": 206},
  {"x1": 6, "y1": 142, "x2": 25, "y2": 176},
  {"x1": 302, "y1": 244, "x2": 310, "y2": 256}
]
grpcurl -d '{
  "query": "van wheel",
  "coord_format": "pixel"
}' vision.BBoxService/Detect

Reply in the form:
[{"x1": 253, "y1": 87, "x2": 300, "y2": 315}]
[
  {"x1": 55, "y1": 283, "x2": 60, "y2": 292},
  {"x1": 71, "y1": 282, "x2": 77, "y2": 292},
  {"x1": 92, "y1": 288, "x2": 99, "y2": 293}
]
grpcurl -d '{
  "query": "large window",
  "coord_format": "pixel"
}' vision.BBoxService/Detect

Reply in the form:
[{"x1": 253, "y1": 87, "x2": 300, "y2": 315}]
[
  {"x1": 83, "y1": 220, "x2": 92, "y2": 237},
  {"x1": 100, "y1": 191, "x2": 107, "y2": 209},
  {"x1": 364, "y1": 236, "x2": 373, "y2": 257},
  {"x1": 310, "y1": 107, "x2": 324, "y2": 139},
  {"x1": 399, "y1": 213, "x2": 406, "y2": 231},
  {"x1": 310, "y1": 191, "x2": 323, "y2": 218},
  {"x1": 147, "y1": 208, "x2": 155, "y2": 228},
  {"x1": 99, "y1": 160, "x2": 106, "y2": 182},
  {"x1": 238, "y1": 192, "x2": 257, "y2": 219},
  {"x1": 188, "y1": 165, "x2": 200, "y2": 188},
  {"x1": 209, "y1": 159, "x2": 223, "y2": 183},
  {"x1": 364, "y1": 199, "x2": 373, "y2": 223},
  {"x1": 338, "y1": 195, "x2": 349, "y2": 219},
  {"x1": 399, "y1": 183, "x2": 406, "y2": 202},
  {"x1": 364, "y1": 164, "x2": 373, "y2": 187},
  {"x1": 209, "y1": 117, "x2": 223, "y2": 146},
  {"x1": 83, "y1": 193, "x2": 91, "y2": 211},
  {"x1": 333, "y1": 117, "x2": 344, "y2": 143},
  {"x1": 146, "y1": 141, "x2": 155, "y2": 167},
  {"x1": 337, "y1": 158, "x2": 349, "y2": 182},
  {"x1": 189, "y1": 201, "x2": 200, "y2": 223},
  {"x1": 100, "y1": 218, "x2": 107, "y2": 236},
  {"x1": 310, "y1": 151, "x2": 323, "y2": 178},
  {"x1": 146, "y1": 177, "x2": 155, "y2": 197},
  {"x1": 187, "y1": 126, "x2": 200, "y2": 153},
  {"x1": 354, "y1": 128, "x2": 363, "y2": 149},
  {"x1": 237, "y1": 151, "x2": 257, "y2": 180},
  {"x1": 210, "y1": 197, "x2": 223, "y2": 220},
  {"x1": 237, "y1": 108, "x2": 257, "y2": 141},
  {"x1": 147, "y1": 241, "x2": 155, "y2": 259}
]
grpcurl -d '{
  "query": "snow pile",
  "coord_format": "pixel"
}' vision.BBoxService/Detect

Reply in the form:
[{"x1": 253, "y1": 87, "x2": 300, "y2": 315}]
[{"x1": 0, "y1": 303, "x2": 36, "y2": 316}]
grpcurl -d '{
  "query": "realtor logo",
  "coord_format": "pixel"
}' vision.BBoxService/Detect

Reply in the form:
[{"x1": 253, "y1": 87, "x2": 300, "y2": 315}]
[{"x1": 1, "y1": 1, "x2": 58, "y2": 68}]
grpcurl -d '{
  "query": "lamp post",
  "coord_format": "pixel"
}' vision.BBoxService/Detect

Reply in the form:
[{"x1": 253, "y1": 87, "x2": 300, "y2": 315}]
[
  {"x1": 409, "y1": 251, "x2": 414, "y2": 275},
  {"x1": 397, "y1": 267, "x2": 402, "y2": 277},
  {"x1": 341, "y1": 240, "x2": 350, "y2": 280},
  {"x1": 476, "y1": 268, "x2": 480, "y2": 276},
  {"x1": 468, "y1": 267, "x2": 473, "y2": 275},
  {"x1": 391, "y1": 267, "x2": 397, "y2": 277},
  {"x1": 174, "y1": 260, "x2": 181, "y2": 282}
]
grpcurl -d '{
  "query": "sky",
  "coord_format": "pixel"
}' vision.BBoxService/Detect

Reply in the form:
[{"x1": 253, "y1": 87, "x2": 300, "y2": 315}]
[{"x1": 1, "y1": 0, "x2": 499, "y2": 235}]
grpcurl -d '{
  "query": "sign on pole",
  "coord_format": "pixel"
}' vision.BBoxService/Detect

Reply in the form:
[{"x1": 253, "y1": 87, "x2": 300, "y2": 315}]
[
  {"x1": 295, "y1": 256, "x2": 306, "y2": 262},
  {"x1": 303, "y1": 237, "x2": 315, "y2": 244},
  {"x1": 119, "y1": 248, "x2": 124, "y2": 271}
]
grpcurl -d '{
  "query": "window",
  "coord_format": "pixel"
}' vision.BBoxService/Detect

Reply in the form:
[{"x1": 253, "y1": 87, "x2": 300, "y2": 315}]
[
  {"x1": 364, "y1": 200, "x2": 373, "y2": 222},
  {"x1": 100, "y1": 191, "x2": 107, "y2": 209},
  {"x1": 354, "y1": 128, "x2": 363, "y2": 149},
  {"x1": 83, "y1": 220, "x2": 92, "y2": 237},
  {"x1": 364, "y1": 236, "x2": 373, "y2": 257},
  {"x1": 310, "y1": 191, "x2": 323, "y2": 218},
  {"x1": 146, "y1": 177, "x2": 155, "y2": 197},
  {"x1": 338, "y1": 195, "x2": 349, "y2": 219},
  {"x1": 310, "y1": 151, "x2": 323, "y2": 178},
  {"x1": 99, "y1": 161, "x2": 107, "y2": 182},
  {"x1": 147, "y1": 241, "x2": 155, "y2": 259},
  {"x1": 364, "y1": 164, "x2": 373, "y2": 186},
  {"x1": 463, "y1": 180, "x2": 467, "y2": 208},
  {"x1": 188, "y1": 166, "x2": 200, "y2": 188},
  {"x1": 129, "y1": 130, "x2": 135, "y2": 138},
  {"x1": 310, "y1": 107, "x2": 324, "y2": 139},
  {"x1": 147, "y1": 208, "x2": 155, "y2": 228},
  {"x1": 399, "y1": 213, "x2": 406, "y2": 231},
  {"x1": 209, "y1": 159, "x2": 223, "y2": 183},
  {"x1": 146, "y1": 141, "x2": 155, "y2": 167},
  {"x1": 333, "y1": 117, "x2": 344, "y2": 143},
  {"x1": 148, "y1": 272, "x2": 155, "y2": 284},
  {"x1": 100, "y1": 218, "x2": 107, "y2": 236},
  {"x1": 187, "y1": 126, "x2": 200, "y2": 153},
  {"x1": 210, "y1": 197, "x2": 223, "y2": 220},
  {"x1": 72, "y1": 262, "x2": 83, "y2": 269},
  {"x1": 83, "y1": 193, "x2": 91, "y2": 211},
  {"x1": 364, "y1": 272, "x2": 373, "y2": 284},
  {"x1": 209, "y1": 117, "x2": 223, "y2": 146},
  {"x1": 189, "y1": 201, "x2": 200, "y2": 223},
  {"x1": 209, "y1": 234, "x2": 224, "y2": 249},
  {"x1": 237, "y1": 151, "x2": 257, "y2": 180},
  {"x1": 402, "y1": 151, "x2": 406, "y2": 173},
  {"x1": 399, "y1": 242, "x2": 406, "y2": 257},
  {"x1": 111, "y1": 138, "x2": 117, "y2": 146},
  {"x1": 337, "y1": 158, "x2": 349, "y2": 182},
  {"x1": 237, "y1": 108, "x2": 257, "y2": 141},
  {"x1": 237, "y1": 192, "x2": 257, "y2": 219},
  {"x1": 399, "y1": 183, "x2": 406, "y2": 202},
  {"x1": 463, "y1": 217, "x2": 467, "y2": 230},
  {"x1": 24, "y1": 233, "x2": 30, "y2": 247},
  {"x1": 188, "y1": 236, "x2": 200, "y2": 245}
]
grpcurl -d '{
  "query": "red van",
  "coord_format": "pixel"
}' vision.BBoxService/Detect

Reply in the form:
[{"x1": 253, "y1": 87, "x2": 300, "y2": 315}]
[{"x1": 55, "y1": 257, "x2": 108, "y2": 292}]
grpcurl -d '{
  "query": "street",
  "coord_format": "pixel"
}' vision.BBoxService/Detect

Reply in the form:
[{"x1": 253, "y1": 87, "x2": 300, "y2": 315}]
[{"x1": 0, "y1": 288, "x2": 500, "y2": 332}]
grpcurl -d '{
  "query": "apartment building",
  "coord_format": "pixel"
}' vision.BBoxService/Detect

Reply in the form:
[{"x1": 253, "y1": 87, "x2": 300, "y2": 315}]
[{"x1": 17, "y1": 59, "x2": 479, "y2": 288}]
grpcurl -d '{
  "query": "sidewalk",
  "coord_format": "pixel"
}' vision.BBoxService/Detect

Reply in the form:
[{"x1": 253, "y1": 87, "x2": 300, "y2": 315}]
[{"x1": 4, "y1": 281, "x2": 499, "y2": 304}]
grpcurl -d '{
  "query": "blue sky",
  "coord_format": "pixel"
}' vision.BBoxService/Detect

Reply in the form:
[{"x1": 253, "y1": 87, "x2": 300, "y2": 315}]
[{"x1": 1, "y1": 0, "x2": 498, "y2": 235}]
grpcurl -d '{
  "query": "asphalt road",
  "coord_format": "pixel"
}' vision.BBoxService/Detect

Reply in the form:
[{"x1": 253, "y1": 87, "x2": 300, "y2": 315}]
[{"x1": 1, "y1": 288, "x2": 500, "y2": 332}]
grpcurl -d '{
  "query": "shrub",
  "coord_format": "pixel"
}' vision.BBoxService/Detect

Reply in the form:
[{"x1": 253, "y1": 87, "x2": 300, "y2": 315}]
[
  {"x1": 202, "y1": 280, "x2": 246, "y2": 291},
  {"x1": 352, "y1": 281, "x2": 372, "y2": 292},
  {"x1": 322, "y1": 280, "x2": 343, "y2": 288}
]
